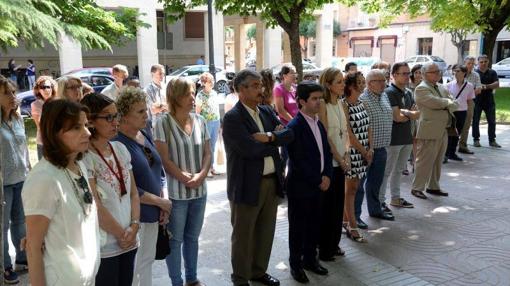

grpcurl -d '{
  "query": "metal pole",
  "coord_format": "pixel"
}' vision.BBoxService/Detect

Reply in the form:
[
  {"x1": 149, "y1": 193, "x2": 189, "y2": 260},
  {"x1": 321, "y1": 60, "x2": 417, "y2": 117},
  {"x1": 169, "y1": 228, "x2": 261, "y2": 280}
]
[{"x1": 207, "y1": 0, "x2": 216, "y2": 80}]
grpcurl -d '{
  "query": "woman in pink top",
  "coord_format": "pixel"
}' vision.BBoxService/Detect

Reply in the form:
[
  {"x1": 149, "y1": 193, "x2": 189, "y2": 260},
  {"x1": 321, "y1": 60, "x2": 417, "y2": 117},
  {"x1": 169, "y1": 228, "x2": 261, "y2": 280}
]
[
  {"x1": 273, "y1": 64, "x2": 298, "y2": 125},
  {"x1": 445, "y1": 64, "x2": 475, "y2": 162}
]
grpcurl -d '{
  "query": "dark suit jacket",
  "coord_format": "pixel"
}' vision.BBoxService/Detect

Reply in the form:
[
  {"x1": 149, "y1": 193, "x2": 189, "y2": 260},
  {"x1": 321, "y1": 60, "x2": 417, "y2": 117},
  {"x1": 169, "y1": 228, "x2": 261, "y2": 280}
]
[
  {"x1": 285, "y1": 112, "x2": 333, "y2": 198},
  {"x1": 223, "y1": 102, "x2": 294, "y2": 206}
]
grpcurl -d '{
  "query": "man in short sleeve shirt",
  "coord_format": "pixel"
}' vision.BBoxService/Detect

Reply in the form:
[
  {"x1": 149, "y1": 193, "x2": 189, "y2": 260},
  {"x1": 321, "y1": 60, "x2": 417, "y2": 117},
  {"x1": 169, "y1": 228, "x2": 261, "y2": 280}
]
[{"x1": 473, "y1": 55, "x2": 501, "y2": 148}]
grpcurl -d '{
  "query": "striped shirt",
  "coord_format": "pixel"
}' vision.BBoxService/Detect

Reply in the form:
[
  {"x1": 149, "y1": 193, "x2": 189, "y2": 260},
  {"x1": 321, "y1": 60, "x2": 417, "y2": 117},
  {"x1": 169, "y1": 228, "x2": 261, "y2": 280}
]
[
  {"x1": 154, "y1": 113, "x2": 210, "y2": 200},
  {"x1": 144, "y1": 81, "x2": 166, "y2": 123},
  {"x1": 360, "y1": 90, "x2": 393, "y2": 149},
  {"x1": 465, "y1": 71, "x2": 482, "y2": 90}
]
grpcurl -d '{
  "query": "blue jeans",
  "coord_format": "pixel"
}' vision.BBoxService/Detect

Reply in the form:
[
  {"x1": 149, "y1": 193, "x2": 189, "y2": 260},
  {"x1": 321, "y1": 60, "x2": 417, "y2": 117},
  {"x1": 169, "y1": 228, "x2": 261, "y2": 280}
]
[
  {"x1": 207, "y1": 120, "x2": 220, "y2": 167},
  {"x1": 355, "y1": 147, "x2": 388, "y2": 218},
  {"x1": 3, "y1": 182, "x2": 27, "y2": 268},
  {"x1": 165, "y1": 195, "x2": 207, "y2": 286}
]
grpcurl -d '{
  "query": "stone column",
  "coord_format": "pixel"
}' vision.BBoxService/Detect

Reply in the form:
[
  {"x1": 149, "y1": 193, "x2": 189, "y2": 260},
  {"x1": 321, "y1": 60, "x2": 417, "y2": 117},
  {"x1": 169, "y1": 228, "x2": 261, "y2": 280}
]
[
  {"x1": 264, "y1": 26, "x2": 282, "y2": 69},
  {"x1": 136, "y1": 0, "x2": 159, "y2": 87},
  {"x1": 234, "y1": 24, "x2": 246, "y2": 72},
  {"x1": 255, "y1": 21, "x2": 265, "y2": 70},
  {"x1": 315, "y1": 4, "x2": 334, "y2": 68},
  {"x1": 58, "y1": 33, "x2": 83, "y2": 74}
]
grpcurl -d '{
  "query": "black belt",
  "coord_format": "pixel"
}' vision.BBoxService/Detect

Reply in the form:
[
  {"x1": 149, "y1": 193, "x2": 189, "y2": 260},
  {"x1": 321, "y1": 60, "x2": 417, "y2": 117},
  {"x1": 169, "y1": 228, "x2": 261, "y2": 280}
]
[{"x1": 262, "y1": 173, "x2": 277, "y2": 179}]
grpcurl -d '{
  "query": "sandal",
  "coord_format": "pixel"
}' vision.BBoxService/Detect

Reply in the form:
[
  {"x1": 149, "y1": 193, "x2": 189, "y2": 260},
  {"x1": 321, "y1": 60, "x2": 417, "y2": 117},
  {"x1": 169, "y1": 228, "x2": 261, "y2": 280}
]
[{"x1": 347, "y1": 227, "x2": 366, "y2": 243}]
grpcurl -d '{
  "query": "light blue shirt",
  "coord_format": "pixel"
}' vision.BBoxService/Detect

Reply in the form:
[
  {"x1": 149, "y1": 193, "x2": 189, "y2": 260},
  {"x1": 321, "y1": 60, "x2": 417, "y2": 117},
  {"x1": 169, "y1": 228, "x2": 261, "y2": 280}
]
[{"x1": 0, "y1": 112, "x2": 30, "y2": 185}]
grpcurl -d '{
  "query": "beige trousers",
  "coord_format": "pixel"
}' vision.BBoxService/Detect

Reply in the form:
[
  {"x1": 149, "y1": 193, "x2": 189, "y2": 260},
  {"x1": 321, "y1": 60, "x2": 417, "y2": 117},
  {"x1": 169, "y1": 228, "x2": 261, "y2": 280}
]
[
  {"x1": 412, "y1": 131, "x2": 448, "y2": 191},
  {"x1": 459, "y1": 99, "x2": 474, "y2": 148}
]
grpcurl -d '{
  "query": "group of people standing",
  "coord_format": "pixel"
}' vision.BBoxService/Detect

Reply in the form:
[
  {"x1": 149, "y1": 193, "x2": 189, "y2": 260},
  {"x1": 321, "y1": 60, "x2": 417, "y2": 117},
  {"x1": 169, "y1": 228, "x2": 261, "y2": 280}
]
[{"x1": 0, "y1": 53, "x2": 502, "y2": 286}]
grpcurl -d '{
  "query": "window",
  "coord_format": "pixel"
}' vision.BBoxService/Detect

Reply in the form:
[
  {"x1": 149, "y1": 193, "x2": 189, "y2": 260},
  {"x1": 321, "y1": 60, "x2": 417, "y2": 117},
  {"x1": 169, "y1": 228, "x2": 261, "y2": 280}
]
[
  {"x1": 156, "y1": 11, "x2": 173, "y2": 50},
  {"x1": 417, "y1": 38, "x2": 433, "y2": 55},
  {"x1": 184, "y1": 12, "x2": 204, "y2": 39},
  {"x1": 461, "y1": 40, "x2": 478, "y2": 60}
]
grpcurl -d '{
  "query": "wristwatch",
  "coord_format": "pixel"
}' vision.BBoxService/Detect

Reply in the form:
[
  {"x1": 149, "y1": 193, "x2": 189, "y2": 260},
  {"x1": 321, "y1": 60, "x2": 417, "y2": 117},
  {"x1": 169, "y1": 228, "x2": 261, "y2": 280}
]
[
  {"x1": 130, "y1": 219, "x2": 140, "y2": 226},
  {"x1": 266, "y1": 132, "x2": 273, "y2": 142}
]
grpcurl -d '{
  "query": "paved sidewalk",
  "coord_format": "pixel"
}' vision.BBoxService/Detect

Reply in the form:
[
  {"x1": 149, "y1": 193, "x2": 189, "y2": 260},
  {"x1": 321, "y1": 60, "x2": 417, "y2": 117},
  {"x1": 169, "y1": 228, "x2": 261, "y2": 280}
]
[{"x1": 15, "y1": 125, "x2": 510, "y2": 285}]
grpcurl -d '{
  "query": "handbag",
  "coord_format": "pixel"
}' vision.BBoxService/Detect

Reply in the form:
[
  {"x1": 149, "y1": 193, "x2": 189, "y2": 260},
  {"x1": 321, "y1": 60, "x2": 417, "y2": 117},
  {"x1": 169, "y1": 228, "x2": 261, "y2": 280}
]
[{"x1": 155, "y1": 224, "x2": 171, "y2": 260}]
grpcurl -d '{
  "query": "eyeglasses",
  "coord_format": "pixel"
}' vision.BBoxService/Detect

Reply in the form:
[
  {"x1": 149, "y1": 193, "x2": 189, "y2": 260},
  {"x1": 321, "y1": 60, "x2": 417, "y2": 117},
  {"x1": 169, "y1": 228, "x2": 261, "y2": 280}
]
[
  {"x1": 143, "y1": 146, "x2": 154, "y2": 166},
  {"x1": 40, "y1": 85, "x2": 52, "y2": 90},
  {"x1": 370, "y1": 79, "x2": 386, "y2": 83},
  {"x1": 395, "y1": 72, "x2": 411, "y2": 76},
  {"x1": 452, "y1": 70, "x2": 463, "y2": 73},
  {"x1": 426, "y1": 70, "x2": 441, "y2": 74},
  {"x1": 95, "y1": 113, "x2": 121, "y2": 122}
]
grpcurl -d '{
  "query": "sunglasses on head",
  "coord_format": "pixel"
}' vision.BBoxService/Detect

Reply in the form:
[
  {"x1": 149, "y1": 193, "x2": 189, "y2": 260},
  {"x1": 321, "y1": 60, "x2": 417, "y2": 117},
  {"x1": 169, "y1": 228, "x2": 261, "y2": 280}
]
[{"x1": 95, "y1": 113, "x2": 121, "y2": 122}]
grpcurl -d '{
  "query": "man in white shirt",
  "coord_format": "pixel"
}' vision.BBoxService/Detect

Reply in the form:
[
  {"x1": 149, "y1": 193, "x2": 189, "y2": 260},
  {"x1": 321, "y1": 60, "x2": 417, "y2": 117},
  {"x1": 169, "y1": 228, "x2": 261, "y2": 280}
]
[{"x1": 101, "y1": 64, "x2": 129, "y2": 100}]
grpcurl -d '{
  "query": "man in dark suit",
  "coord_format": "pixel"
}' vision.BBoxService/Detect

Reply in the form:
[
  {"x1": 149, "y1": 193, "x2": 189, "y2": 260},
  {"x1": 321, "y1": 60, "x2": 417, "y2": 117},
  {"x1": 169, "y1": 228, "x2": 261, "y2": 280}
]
[
  {"x1": 286, "y1": 81, "x2": 333, "y2": 283},
  {"x1": 223, "y1": 69, "x2": 294, "y2": 286}
]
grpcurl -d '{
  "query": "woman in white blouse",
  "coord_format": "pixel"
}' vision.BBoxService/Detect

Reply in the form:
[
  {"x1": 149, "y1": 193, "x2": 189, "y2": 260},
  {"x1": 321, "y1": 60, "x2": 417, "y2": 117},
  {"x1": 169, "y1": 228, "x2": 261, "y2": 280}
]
[
  {"x1": 80, "y1": 92, "x2": 140, "y2": 286},
  {"x1": 318, "y1": 68, "x2": 350, "y2": 260},
  {"x1": 23, "y1": 99, "x2": 100, "y2": 286}
]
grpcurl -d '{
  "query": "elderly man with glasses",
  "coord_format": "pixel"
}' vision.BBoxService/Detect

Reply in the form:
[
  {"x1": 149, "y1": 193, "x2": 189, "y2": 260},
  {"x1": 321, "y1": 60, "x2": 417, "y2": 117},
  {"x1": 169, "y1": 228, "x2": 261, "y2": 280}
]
[
  {"x1": 410, "y1": 63, "x2": 458, "y2": 200},
  {"x1": 354, "y1": 69, "x2": 394, "y2": 222}
]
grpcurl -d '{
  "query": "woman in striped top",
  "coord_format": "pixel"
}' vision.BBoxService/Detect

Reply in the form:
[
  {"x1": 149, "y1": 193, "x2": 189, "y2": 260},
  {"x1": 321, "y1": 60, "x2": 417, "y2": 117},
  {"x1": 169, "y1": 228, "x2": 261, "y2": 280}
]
[{"x1": 154, "y1": 77, "x2": 211, "y2": 286}]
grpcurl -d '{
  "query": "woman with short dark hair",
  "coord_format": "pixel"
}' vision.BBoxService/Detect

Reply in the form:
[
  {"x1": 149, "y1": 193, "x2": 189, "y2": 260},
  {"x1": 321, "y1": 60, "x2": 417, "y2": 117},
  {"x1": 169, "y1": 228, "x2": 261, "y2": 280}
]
[
  {"x1": 22, "y1": 99, "x2": 100, "y2": 286},
  {"x1": 80, "y1": 93, "x2": 141, "y2": 286}
]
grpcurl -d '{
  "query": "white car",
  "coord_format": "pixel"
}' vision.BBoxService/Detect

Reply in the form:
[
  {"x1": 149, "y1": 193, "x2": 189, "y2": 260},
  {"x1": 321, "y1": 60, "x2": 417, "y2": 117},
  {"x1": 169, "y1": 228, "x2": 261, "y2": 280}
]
[
  {"x1": 405, "y1": 55, "x2": 448, "y2": 74},
  {"x1": 271, "y1": 61, "x2": 322, "y2": 81},
  {"x1": 492, "y1": 57, "x2": 510, "y2": 86},
  {"x1": 166, "y1": 65, "x2": 230, "y2": 94}
]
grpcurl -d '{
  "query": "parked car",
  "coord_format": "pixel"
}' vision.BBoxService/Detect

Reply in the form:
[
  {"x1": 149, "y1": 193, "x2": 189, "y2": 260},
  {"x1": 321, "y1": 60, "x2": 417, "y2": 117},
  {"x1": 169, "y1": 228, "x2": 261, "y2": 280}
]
[
  {"x1": 271, "y1": 61, "x2": 322, "y2": 81},
  {"x1": 165, "y1": 64, "x2": 230, "y2": 94},
  {"x1": 405, "y1": 55, "x2": 448, "y2": 74},
  {"x1": 492, "y1": 57, "x2": 510, "y2": 87},
  {"x1": 62, "y1": 67, "x2": 113, "y2": 77},
  {"x1": 16, "y1": 73, "x2": 113, "y2": 117}
]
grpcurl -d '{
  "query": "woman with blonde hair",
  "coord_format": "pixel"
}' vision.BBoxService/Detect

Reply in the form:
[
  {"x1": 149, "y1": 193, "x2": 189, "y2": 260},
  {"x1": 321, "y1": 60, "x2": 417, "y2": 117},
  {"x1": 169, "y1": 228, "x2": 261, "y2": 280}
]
[
  {"x1": 57, "y1": 75, "x2": 83, "y2": 102},
  {"x1": 155, "y1": 77, "x2": 211, "y2": 286},
  {"x1": 317, "y1": 67, "x2": 350, "y2": 259},
  {"x1": 31, "y1": 76, "x2": 57, "y2": 159}
]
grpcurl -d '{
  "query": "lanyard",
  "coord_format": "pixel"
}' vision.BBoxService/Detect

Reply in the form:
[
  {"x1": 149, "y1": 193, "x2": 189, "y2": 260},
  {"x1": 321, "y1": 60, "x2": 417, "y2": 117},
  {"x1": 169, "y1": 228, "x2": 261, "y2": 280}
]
[{"x1": 92, "y1": 142, "x2": 127, "y2": 196}]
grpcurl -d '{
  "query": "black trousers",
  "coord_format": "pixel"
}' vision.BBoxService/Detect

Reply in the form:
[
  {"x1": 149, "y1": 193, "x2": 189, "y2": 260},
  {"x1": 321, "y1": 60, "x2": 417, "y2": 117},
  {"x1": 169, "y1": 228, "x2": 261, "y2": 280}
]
[
  {"x1": 95, "y1": 248, "x2": 138, "y2": 286},
  {"x1": 288, "y1": 193, "x2": 320, "y2": 270},
  {"x1": 318, "y1": 167, "x2": 345, "y2": 258},
  {"x1": 447, "y1": 110, "x2": 467, "y2": 156},
  {"x1": 472, "y1": 98, "x2": 496, "y2": 142}
]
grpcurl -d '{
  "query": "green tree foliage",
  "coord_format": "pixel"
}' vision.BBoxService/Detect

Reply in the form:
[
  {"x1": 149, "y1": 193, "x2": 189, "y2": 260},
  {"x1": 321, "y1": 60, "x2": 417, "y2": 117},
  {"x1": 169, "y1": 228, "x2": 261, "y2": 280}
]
[
  {"x1": 349, "y1": 0, "x2": 510, "y2": 64},
  {"x1": 162, "y1": 0, "x2": 337, "y2": 80},
  {"x1": 246, "y1": 24, "x2": 256, "y2": 43},
  {"x1": 0, "y1": 0, "x2": 147, "y2": 50}
]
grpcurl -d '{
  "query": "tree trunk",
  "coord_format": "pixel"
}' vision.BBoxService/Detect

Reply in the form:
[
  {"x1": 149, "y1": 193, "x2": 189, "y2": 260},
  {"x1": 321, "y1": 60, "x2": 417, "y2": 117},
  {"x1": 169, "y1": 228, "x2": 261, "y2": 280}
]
[
  {"x1": 482, "y1": 30, "x2": 500, "y2": 66},
  {"x1": 287, "y1": 25, "x2": 304, "y2": 82},
  {"x1": 456, "y1": 44, "x2": 464, "y2": 65}
]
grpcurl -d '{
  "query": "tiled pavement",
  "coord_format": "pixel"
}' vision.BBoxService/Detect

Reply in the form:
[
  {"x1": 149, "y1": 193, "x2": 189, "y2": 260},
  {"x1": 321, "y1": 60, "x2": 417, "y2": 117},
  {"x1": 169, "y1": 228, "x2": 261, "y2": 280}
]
[{"x1": 15, "y1": 125, "x2": 510, "y2": 285}]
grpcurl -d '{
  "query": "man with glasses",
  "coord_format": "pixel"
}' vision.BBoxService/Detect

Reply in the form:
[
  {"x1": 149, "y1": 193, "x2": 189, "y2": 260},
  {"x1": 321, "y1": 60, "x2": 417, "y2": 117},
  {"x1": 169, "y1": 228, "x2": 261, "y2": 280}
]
[
  {"x1": 101, "y1": 64, "x2": 129, "y2": 101},
  {"x1": 473, "y1": 55, "x2": 501, "y2": 148},
  {"x1": 380, "y1": 62, "x2": 420, "y2": 210},
  {"x1": 411, "y1": 63, "x2": 458, "y2": 200},
  {"x1": 458, "y1": 56, "x2": 482, "y2": 154},
  {"x1": 223, "y1": 69, "x2": 293, "y2": 286},
  {"x1": 356, "y1": 69, "x2": 394, "y2": 221}
]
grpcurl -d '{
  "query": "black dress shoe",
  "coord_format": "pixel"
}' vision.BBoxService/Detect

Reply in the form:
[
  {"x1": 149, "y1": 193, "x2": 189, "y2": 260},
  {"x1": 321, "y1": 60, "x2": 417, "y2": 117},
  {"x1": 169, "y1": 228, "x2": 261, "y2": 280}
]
[
  {"x1": 370, "y1": 212, "x2": 395, "y2": 221},
  {"x1": 411, "y1": 189, "x2": 427, "y2": 199},
  {"x1": 290, "y1": 268, "x2": 309, "y2": 283},
  {"x1": 426, "y1": 189, "x2": 449, "y2": 196},
  {"x1": 381, "y1": 202, "x2": 393, "y2": 214},
  {"x1": 448, "y1": 154, "x2": 463, "y2": 161},
  {"x1": 356, "y1": 218, "x2": 368, "y2": 229},
  {"x1": 251, "y1": 273, "x2": 280, "y2": 286},
  {"x1": 303, "y1": 261, "x2": 328, "y2": 275}
]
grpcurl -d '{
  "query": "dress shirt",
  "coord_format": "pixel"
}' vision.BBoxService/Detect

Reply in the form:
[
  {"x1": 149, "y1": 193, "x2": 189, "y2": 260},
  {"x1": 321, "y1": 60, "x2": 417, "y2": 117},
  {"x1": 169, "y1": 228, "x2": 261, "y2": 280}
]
[
  {"x1": 242, "y1": 103, "x2": 275, "y2": 175},
  {"x1": 300, "y1": 111, "x2": 324, "y2": 172}
]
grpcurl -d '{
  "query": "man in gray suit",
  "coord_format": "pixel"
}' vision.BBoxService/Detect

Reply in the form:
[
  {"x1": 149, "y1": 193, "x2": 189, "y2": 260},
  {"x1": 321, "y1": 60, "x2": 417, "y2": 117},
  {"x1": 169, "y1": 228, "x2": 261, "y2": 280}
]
[{"x1": 411, "y1": 63, "x2": 458, "y2": 199}]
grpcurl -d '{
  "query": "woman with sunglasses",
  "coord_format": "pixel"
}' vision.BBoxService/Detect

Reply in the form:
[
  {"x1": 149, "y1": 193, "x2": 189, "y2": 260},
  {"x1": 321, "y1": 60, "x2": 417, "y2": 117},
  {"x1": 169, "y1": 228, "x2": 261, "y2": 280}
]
[
  {"x1": 80, "y1": 93, "x2": 140, "y2": 286},
  {"x1": 31, "y1": 76, "x2": 57, "y2": 159},
  {"x1": 1, "y1": 76, "x2": 30, "y2": 283},
  {"x1": 57, "y1": 75, "x2": 83, "y2": 102},
  {"x1": 114, "y1": 87, "x2": 172, "y2": 286},
  {"x1": 22, "y1": 99, "x2": 100, "y2": 286},
  {"x1": 155, "y1": 77, "x2": 211, "y2": 286}
]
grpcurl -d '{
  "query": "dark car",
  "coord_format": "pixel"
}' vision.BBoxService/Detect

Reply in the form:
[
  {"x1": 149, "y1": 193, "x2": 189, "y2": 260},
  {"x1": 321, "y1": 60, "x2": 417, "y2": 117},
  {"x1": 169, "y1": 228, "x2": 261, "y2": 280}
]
[{"x1": 16, "y1": 73, "x2": 113, "y2": 117}]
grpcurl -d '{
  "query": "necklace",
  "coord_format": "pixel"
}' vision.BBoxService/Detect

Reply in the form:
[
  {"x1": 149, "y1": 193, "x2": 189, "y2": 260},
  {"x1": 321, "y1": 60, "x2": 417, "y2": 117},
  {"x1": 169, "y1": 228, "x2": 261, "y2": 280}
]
[
  {"x1": 92, "y1": 142, "x2": 127, "y2": 197},
  {"x1": 64, "y1": 167, "x2": 93, "y2": 216}
]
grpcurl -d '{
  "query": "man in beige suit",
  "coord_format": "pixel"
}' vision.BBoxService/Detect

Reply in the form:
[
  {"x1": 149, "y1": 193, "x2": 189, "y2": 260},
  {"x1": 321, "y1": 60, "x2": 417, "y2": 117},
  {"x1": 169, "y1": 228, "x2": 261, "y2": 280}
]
[{"x1": 411, "y1": 63, "x2": 458, "y2": 199}]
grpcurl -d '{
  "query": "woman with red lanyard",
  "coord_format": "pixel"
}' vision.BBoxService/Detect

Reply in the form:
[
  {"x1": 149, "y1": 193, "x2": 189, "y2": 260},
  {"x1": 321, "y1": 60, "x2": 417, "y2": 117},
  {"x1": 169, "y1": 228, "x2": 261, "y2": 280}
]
[{"x1": 80, "y1": 92, "x2": 141, "y2": 286}]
